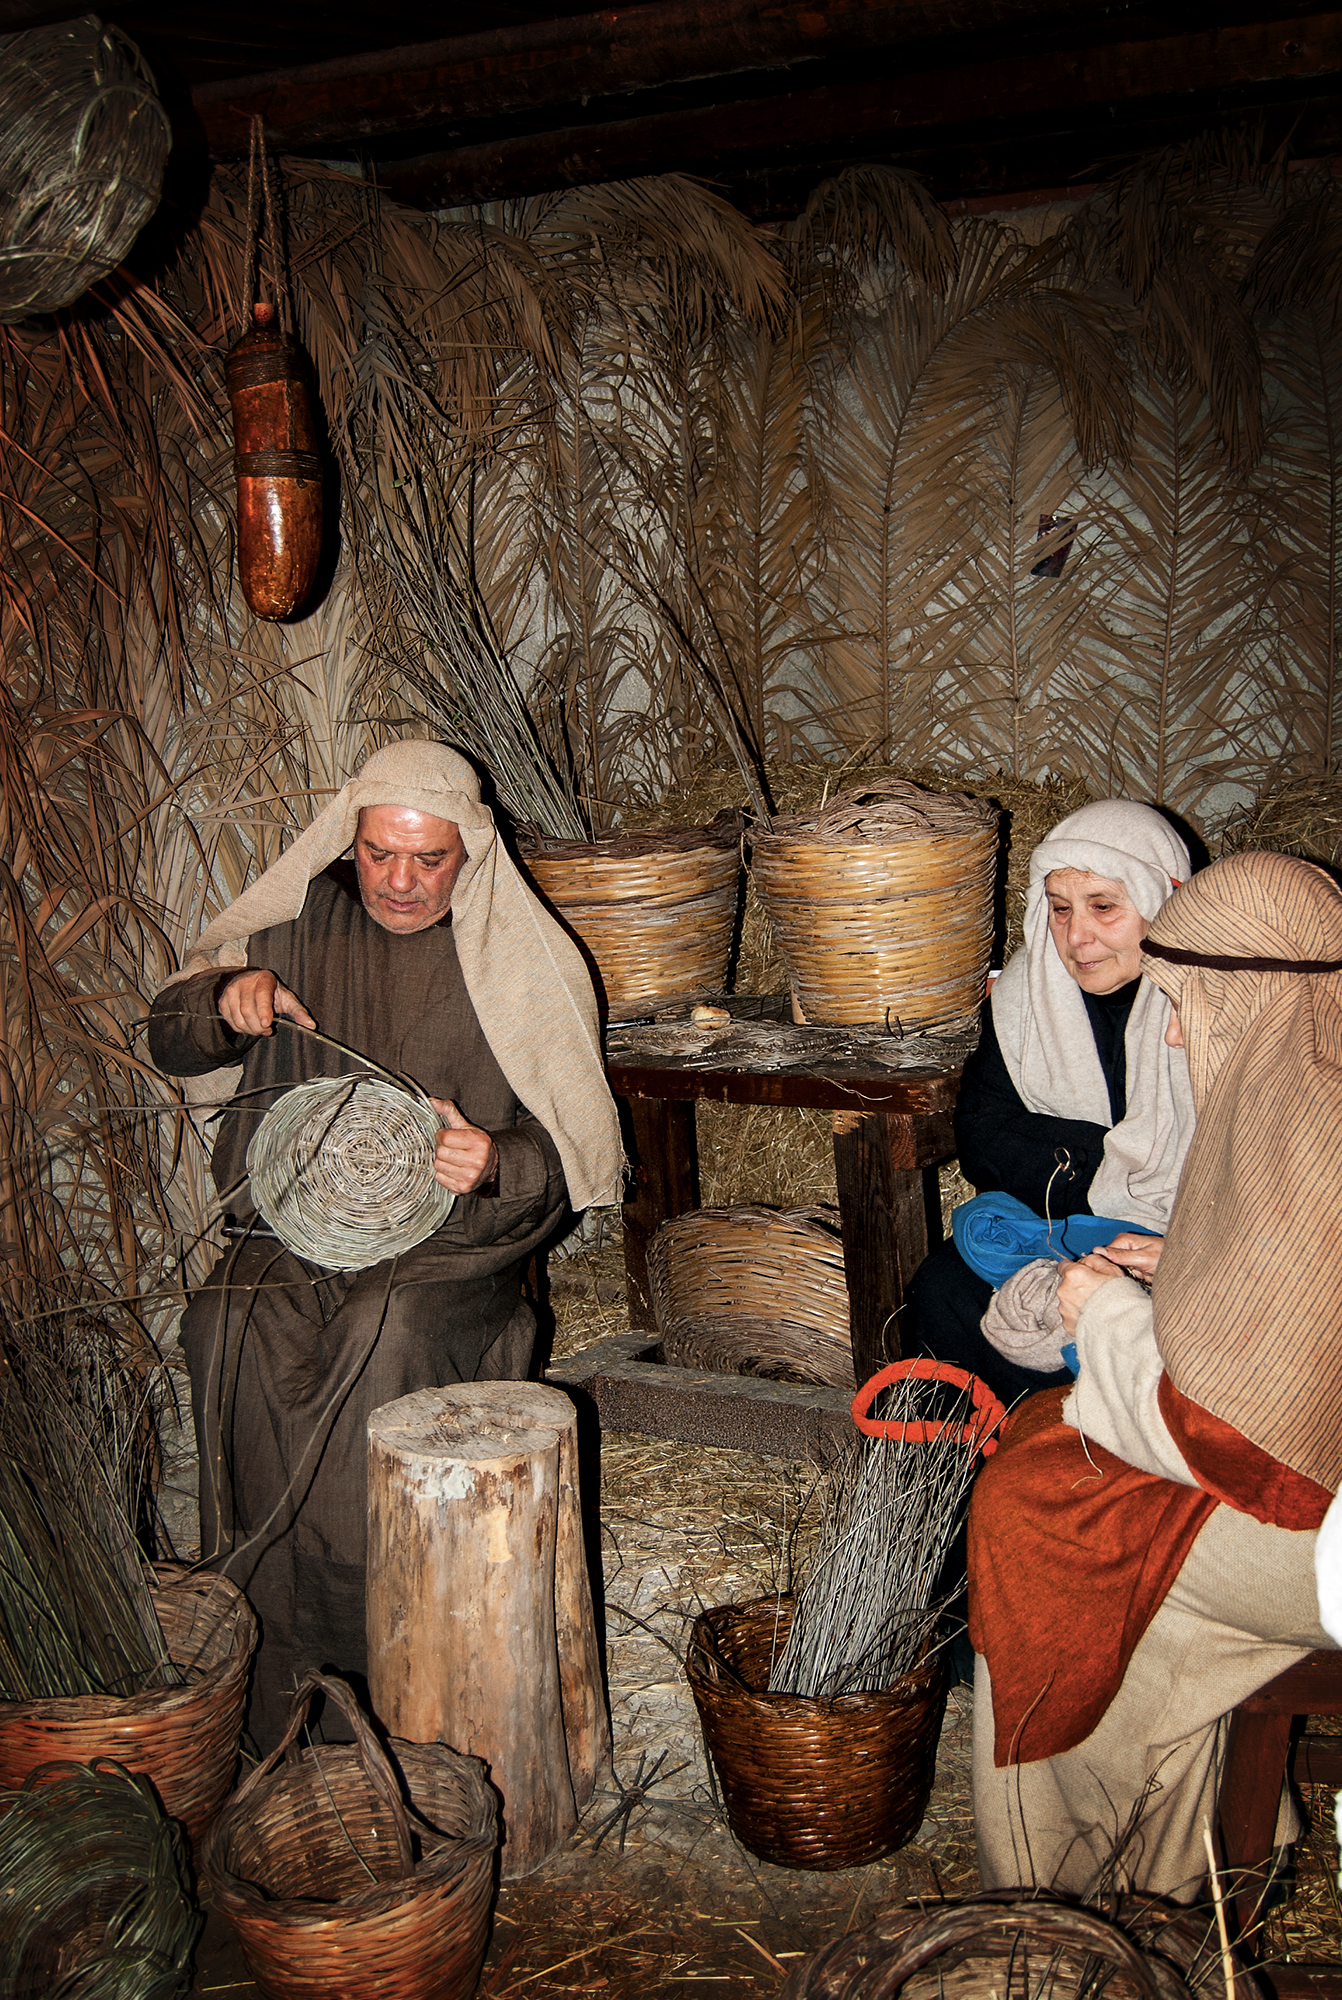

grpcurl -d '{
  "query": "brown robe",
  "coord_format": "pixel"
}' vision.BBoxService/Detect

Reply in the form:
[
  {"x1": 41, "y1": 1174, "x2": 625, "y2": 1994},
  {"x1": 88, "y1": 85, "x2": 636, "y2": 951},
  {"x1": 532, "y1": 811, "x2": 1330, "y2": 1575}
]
[{"x1": 149, "y1": 864, "x2": 569, "y2": 1745}]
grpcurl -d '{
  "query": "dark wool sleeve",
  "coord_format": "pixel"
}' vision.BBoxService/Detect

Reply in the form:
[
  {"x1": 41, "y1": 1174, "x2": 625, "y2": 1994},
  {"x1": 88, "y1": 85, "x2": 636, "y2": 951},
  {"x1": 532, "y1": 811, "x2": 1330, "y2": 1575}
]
[
  {"x1": 954, "y1": 1002, "x2": 1109, "y2": 1217},
  {"x1": 147, "y1": 969, "x2": 257, "y2": 1076}
]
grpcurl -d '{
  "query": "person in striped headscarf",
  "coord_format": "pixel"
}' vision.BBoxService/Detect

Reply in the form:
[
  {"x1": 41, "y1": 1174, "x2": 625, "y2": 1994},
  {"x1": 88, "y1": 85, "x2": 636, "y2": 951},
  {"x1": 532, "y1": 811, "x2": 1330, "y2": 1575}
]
[{"x1": 968, "y1": 849, "x2": 1342, "y2": 1899}]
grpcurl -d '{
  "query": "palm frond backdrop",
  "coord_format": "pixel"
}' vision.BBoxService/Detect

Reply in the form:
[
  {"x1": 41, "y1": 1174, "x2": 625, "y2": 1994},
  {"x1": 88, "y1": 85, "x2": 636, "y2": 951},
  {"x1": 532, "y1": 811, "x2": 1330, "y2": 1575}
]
[{"x1": 3, "y1": 137, "x2": 1340, "y2": 1468}]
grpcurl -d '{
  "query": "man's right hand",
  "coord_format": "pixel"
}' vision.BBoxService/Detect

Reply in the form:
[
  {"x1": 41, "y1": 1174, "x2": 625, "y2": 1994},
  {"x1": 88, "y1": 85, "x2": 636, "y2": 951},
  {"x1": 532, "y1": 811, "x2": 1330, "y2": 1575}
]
[{"x1": 217, "y1": 969, "x2": 316, "y2": 1038}]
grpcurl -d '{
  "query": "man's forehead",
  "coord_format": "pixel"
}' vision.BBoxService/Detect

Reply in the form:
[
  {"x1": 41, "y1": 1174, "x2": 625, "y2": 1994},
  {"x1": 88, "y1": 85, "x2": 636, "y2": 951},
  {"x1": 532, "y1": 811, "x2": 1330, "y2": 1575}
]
[{"x1": 356, "y1": 804, "x2": 462, "y2": 849}]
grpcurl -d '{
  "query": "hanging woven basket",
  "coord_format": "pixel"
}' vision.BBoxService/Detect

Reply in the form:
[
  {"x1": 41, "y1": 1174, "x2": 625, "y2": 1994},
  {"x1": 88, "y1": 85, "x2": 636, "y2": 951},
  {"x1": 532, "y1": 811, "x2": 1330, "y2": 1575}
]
[
  {"x1": 751, "y1": 781, "x2": 999, "y2": 1031},
  {"x1": 0, "y1": 16, "x2": 171, "y2": 323},
  {"x1": 246, "y1": 1074, "x2": 455, "y2": 1271},
  {"x1": 0, "y1": 1564, "x2": 256, "y2": 1848},
  {"x1": 203, "y1": 1673, "x2": 498, "y2": 2000},
  {"x1": 519, "y1": 822, "x2": 742, "y2": 1020},
  {"x1": 649, "y1": 1205, "x2": 852, "y2": 1389},
  {"x1": 686, "y1": 1595, "x2": 947, "y2": 1872}
]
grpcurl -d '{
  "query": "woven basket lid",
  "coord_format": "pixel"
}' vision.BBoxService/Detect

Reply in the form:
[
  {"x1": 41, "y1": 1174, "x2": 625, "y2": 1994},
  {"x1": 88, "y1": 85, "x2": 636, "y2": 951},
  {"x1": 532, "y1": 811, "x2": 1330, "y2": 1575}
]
[{"x1": 246, "y1": 1076, "x2": 454, "y2": 1271}]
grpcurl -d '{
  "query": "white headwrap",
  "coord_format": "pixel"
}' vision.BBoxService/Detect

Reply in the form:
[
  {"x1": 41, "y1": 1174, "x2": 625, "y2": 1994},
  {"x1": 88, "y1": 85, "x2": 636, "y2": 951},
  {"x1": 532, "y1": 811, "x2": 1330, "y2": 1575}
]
[
  {"x1": 159, "y1": 741, "x2": 624, "y2": 1211},
  {"x1": 988, "y1": 799, "x2": 1195, "y2": 1230}
]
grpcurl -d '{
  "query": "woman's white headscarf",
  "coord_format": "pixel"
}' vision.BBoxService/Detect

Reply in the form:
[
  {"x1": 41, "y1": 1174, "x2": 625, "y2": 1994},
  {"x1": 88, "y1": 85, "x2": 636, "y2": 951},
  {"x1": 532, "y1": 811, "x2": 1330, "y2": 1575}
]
[
  {"x1": 988, "y1": 799, "x2": 1195, "y2": 1229},
  {"x1": 159, "y1": 741, "x2": 624, "y2": 1211}
]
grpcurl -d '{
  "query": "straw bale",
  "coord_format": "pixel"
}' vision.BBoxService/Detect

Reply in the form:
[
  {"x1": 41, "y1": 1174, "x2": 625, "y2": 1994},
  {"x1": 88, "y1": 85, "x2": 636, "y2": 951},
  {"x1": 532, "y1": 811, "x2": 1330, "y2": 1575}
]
[{"x1": 1219, "y1": 777, "x2": 1342, "y2": 869}]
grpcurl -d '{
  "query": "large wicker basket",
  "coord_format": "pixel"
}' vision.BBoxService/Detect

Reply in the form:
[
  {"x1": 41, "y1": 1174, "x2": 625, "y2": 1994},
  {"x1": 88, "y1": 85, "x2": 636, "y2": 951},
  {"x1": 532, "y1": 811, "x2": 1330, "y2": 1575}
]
[
  {"x1": 649, "y1": 1205, "x2": 853, "y2": 1389},
  {"x1": 520, "y1": 822, "x2": 741, "y2": 1019},
  {"x1": 686, "y1": 1595, "x2": 947, "y2": 1872},
  {"x1": 779, "y1": 1893, "x2": 1225, "y2": 2000},
  {"x1": 751, "y1": 781, "x2": 999, "y2": 1030},
  {"x1": 202, "y1": 1673, "x2": 497, "y2": 2000},
  {"x1": 0, "y1": 1563, "x2": 256, "y2": 1847}
]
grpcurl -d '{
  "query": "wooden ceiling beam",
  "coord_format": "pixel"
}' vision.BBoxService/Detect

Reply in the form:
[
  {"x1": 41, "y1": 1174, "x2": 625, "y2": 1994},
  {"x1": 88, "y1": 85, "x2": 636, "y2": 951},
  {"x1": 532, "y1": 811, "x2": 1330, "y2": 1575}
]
[
  {"x1": 371, "y1": 9, "x2": 1342, "y2": 207},
  {"x1": 192, "y1": 0, "x2": 1141, "y2": 156}
]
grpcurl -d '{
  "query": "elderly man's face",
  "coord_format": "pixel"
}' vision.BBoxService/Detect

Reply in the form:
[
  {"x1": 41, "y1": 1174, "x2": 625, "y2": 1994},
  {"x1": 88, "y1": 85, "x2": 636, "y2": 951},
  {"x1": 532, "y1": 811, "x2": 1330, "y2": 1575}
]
[{"x1": 354, "y1": 806, "x2": 467, "y2": 933}]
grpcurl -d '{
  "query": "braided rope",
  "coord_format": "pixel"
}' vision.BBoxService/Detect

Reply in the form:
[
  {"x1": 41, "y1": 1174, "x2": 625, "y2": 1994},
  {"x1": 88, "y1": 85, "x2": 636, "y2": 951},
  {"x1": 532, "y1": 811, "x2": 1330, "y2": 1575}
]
[{"x1": 246, "y1": 1076, "x2": 454, "y2": 1271}]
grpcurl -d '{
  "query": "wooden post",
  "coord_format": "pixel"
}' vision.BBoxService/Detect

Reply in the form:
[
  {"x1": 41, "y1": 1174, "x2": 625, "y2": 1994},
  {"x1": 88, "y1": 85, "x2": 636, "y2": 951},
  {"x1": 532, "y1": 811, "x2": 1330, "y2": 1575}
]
[
  {"x1": 621, "y1": 1094, "x2": 699, "y2": 1329},
  {"x1": 366, "y1": 1382, "x2": 610, "y2": 1879},
  {"x1": 832, "y1": 1108, "x2": 942, "y2": 1386}
]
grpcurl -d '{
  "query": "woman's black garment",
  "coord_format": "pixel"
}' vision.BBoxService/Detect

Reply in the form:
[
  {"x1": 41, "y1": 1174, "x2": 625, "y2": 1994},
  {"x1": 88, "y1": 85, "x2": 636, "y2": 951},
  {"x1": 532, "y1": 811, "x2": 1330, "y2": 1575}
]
[{"x1": 906, "y1": 979, "x2": 1143, "y2": 1408}]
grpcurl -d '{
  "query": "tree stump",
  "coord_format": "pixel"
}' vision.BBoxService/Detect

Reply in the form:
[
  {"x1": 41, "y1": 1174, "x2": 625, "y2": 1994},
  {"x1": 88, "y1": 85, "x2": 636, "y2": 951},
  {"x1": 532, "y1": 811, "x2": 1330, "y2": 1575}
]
[{"x1": 366, "y1": 1381, "x2": 609, "y2": 1879}]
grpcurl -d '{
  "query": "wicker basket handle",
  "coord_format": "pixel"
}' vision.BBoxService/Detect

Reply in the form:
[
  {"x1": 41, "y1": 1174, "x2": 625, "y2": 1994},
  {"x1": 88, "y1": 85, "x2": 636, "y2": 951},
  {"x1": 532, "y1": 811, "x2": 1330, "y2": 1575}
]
[
  {"x1": 228, "y1": 1671, "x2": 415, "y2": 1877},
  {"x1": 851, "y1": 1360, "x2": 1007, "y2": 1457},
  {"x1": 848, "y1": 1901, "x2": 1176, "y2": 2000}
]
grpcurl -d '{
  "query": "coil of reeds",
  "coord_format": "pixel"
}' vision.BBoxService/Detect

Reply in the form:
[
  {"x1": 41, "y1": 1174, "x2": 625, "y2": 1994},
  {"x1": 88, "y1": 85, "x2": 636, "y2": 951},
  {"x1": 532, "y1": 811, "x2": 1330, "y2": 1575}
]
[
  {"x1": 0, "y1": 16, "x2": 171, "y2": 322},
  {"x1": 686, "y1": 1595, "x2": 947, "y2": 1871},
  {"x1": 649, "y1": 1205, "x2": 852, "y2": 1389},
  {"x1": 520, "y1": 823, "x2": 742, "y2": 1019},
  {"x1": 203, "y1": 1672, "x2": 498, "y2": 2000},
  {"x1": 779, "y1": 1892, "x2": 1217, "y2": 2000},
  {"x1": 751, "y1": 781, "x2": 999, "y2": 1031},
  {"x1": 246, "y1": 1074, "x2": 454, "y2": 1271},
  {"x1": 0, "y1": 1565, "x2": 256, "y2": 1847},
  {"x1": 0, "y1": 1758, "x2": 200, "y2": 2000}
]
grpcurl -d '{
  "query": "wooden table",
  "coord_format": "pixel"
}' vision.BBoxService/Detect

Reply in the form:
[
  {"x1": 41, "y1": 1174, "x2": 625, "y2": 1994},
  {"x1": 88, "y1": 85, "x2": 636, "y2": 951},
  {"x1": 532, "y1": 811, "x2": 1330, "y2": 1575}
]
[{"x1": 606, "y1": 1046, "x2": 962, "y2": 1390}]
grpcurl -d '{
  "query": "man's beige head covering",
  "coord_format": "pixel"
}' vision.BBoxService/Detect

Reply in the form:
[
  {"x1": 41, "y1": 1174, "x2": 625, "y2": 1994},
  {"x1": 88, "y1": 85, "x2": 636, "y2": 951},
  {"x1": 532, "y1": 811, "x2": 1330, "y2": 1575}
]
[
  {"x1": 162, "y1": 741, "x2": 623, "y2": 1210},
  {"x1": 1143, "y1": 850, "x2": 1342, "y2": 1490},
  {"x1": 990, "y1": 799, "x2": 1195, "y2": 1228}
]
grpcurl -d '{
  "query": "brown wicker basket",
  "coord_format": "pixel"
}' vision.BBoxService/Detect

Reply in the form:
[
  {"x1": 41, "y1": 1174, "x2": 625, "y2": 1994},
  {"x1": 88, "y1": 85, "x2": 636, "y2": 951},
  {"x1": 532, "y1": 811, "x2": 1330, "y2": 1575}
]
[
  {"x1": 686, "y1": 1595, "x2": 947, "y2": 1872},
  {"x1": 0, "y1": 1563, "x2": 256, "y2": 1847},
  {"x1": 202, "y1": 1673, "x2": 497, "y2": 2000},
  {"x1": 751, "y1": 781, "x2": 999, "y2": 1030},
  {"x1": 649, "y1": 1205, "x2": 853, "y2": 1389},
  {"x1": 520, "y1": 822, "x2": 741, "y2": 1019},
  {"x1": 779, "y1": 1891, "x2": 1232, "y2": 2000}
]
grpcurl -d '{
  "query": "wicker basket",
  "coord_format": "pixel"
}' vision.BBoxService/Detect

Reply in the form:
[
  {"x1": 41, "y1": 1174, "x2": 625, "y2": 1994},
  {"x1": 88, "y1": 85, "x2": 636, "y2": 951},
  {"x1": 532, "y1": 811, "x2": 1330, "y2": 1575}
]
[
  {"x1": 0, "y1": 1563, "x2": 256, "y2": 1847},
  {"x1": 649, "y1": 1205, "x2": 852, "y2": 1389},
  {"x1": 686, "y1": 1595, "x2": 947, "y2": 1871},
  {"x1": 202, "y1": 1673, "x2": 497, "y2": 2000},
  {"x1": 751, "y1": 781, "x2": 999, "y2": 1030},
  {"x1": 779, "y1": 1891, "x2": 1227, "y2": 2000},
  {"x1": 520, "y1": 822, "x2": 741, "y2": 1019}
]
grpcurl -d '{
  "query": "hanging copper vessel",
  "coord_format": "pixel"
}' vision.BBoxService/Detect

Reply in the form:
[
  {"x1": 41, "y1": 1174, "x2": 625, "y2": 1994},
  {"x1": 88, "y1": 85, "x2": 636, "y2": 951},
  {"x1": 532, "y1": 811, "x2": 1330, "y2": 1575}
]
[{"x1": 224, "y1": 301, "x2": 322, "y2": 620}]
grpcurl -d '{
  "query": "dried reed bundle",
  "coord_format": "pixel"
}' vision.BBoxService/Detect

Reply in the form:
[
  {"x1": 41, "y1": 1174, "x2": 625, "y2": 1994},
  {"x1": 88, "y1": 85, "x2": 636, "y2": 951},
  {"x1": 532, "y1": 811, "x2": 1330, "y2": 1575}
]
[
  {"x1": 768, "y1": 1372, "x2": 984, "y2": 1697},
  {"x1": 0, "y1": 1312, "x2": 174, "y2": 1702},
  {"x1": 649, "y1": 1204, "x2": 852, "y2": 1389},
  {"x1": 0, "y1": 17, "x2": 171, "y2": 321},
  {"x1": 0, "y1": 1760, "x2": 200, "y2": 2000},
  {"x1": 1219, "y1": 776, "x2": 1342, "y2": 866},
  {"x1": 246, "y1": 1075, "x2": 454, "y2": 1271},
  {"x1": 752, "y1": 781, "x2": 999, "y2": 1031}
]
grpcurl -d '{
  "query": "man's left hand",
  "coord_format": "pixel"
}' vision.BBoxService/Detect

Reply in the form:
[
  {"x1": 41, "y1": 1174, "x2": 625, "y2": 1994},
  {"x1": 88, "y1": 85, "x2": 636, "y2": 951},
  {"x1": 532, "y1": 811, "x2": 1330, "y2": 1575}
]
[
  {"x1": 429, "y1": 1098, "x2": 499, "y2": 1194},
  {"x1": 1057, "y1": 1251, "x2": 1124, "y2": 1334}
]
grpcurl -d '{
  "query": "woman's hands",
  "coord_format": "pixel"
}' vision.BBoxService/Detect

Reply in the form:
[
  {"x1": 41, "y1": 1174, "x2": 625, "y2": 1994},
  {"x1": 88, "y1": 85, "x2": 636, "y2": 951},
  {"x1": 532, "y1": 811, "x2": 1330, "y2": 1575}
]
[
  {"x1": 429, "y1": 1097, "x2": 499, "y2": 1194},
  {"x1": 1099, "y1": 1232, "x2": 1165, "y2": 1282},
  {"x1": 1056, "y1": 1233, "x2": 1164, "y2": 1334}
]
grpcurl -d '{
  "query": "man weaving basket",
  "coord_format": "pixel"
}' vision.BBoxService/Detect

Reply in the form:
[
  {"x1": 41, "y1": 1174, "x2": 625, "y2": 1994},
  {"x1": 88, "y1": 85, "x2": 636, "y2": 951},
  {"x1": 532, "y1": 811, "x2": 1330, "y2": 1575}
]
[{"x1": 149, "y1": 741, "x2": 622, "y2": 1746}]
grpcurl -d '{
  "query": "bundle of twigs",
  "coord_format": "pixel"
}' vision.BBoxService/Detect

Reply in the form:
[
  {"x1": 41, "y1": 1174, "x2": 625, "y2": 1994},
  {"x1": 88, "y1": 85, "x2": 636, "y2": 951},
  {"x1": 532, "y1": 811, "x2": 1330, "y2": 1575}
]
[
  {"x1": 768, "y1": 1372, "x2": 984, "y2": 1698},
  {"x1": 0, "y1": 1310, "x2": 175, "y2": 1701},
  {"x1": 0, "y1": 1759, "x2": 199, "y2": 2000}
]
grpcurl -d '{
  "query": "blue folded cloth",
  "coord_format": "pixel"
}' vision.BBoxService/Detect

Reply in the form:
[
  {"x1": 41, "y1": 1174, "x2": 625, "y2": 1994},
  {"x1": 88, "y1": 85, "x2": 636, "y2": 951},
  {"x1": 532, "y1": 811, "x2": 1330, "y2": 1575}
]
[{"x1": 951, "y1": 1190, "x2": 1156, "y2": 1289}]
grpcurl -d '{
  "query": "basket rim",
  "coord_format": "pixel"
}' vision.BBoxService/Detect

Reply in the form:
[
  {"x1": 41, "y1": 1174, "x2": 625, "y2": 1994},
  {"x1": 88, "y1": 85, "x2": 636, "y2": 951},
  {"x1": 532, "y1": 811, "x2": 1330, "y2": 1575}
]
[
  {"x1": 0, "y1": 1565, "x2": 254, "y2": 1722},
  {"x1": 687, "y1": 1595, "x2": 946, "y2": 1718}
]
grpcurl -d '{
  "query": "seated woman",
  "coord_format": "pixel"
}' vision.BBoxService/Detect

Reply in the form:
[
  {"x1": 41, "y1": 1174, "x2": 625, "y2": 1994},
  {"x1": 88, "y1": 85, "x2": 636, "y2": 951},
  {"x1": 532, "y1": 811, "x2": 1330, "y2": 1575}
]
[
  {"x1": 908, "y1": 799, "x2": 1195, "y2": 1404},
  {"x1": 969, "y1": 850, "x2": 1342, "y2": 1899}
]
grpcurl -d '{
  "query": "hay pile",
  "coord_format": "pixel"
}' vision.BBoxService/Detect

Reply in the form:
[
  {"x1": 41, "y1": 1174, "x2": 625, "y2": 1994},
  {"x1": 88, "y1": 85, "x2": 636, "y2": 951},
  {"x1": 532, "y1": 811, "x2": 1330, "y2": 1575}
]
[{"x1": 1219, "y1": 776, "x2": 1342, "y2": 868}]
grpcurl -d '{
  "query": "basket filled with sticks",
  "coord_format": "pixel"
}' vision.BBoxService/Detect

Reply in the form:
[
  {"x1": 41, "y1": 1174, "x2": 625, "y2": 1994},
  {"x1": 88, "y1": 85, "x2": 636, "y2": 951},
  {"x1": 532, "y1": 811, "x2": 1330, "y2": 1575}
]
[
  {"x1": 649, "y1": 1205, "x2": 852, "y2": 1389},
  {"x1": 0, "y1": 1320, "x2": 256, "y2": 1847},
  {"x1": 0, "y1": 1758, "x2": 201, "y2": 2000},
  {"x1": 686, "y1": 1362, "x2": 1005, "y2": 1871},
  {"x1": 519, "y1": 821, "x2": 742, "y2": 1020},
  {"x1": 202, "y1": 1672, "x2": 497, "y2": 2000},
  {"x1": 750, "y1": 781, "x2": 999, "y2": 1030}
]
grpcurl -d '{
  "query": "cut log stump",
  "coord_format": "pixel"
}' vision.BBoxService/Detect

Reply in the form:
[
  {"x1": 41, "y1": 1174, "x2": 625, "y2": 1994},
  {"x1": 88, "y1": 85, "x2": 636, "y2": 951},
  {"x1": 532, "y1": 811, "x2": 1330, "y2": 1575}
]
[{"x1": 367, "y1": 1381, "x2": 610, "y2": 1879}]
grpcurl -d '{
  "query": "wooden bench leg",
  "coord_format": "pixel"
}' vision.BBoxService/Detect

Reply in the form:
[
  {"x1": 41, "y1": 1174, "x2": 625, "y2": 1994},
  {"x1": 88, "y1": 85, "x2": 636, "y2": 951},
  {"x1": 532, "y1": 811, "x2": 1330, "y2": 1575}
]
[
  {"x1": 1220, "y1": 1704, "x2": 1297, "y2": 1933},
  {"x1": 619, "y1": 1096, "x2": 699, "y2": 1331}
]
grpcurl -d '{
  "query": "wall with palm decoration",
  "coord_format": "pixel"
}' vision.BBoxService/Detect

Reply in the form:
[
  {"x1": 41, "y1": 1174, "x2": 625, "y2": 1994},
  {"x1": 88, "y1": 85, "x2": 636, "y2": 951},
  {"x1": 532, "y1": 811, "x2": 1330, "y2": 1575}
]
[{"x1": 1, "y1": 134, "x2": 1338, "y2": 1391}]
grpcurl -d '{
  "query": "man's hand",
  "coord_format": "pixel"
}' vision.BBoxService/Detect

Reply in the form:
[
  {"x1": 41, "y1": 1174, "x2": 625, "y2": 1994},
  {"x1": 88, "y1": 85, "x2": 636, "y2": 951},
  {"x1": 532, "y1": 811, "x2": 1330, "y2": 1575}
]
[
  {"x1": 218, "y1": 969, "x2": 315, "y2": 1037},
  {"x1": 1098, "y1": 1232, "x2": 1164, "y2": 1282},
  {"x1": 1057, "y1": 1251, "x2": 1124, "y2": 1335},
  {"x1": 430, "y1": 1098, "x2": 499, "y2": 1195}
]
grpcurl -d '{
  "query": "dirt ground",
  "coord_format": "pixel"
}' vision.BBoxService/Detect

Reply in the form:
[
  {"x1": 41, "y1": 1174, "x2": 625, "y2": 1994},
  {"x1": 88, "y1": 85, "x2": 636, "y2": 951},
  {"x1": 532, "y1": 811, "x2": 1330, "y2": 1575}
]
[{"x1": 186, "y1": 1232, "x2": 1340, "y2": 1997}]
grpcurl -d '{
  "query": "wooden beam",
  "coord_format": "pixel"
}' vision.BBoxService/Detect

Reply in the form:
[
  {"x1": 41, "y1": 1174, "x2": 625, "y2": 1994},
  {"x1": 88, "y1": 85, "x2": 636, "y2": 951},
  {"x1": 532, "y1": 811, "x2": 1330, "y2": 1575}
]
[
  {"x1": 192, "y1": 0, "x2": 1143, "y2": 156},
  {"x1": 374, "y1": 11, "x2": 1342, "y2": 208}
]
